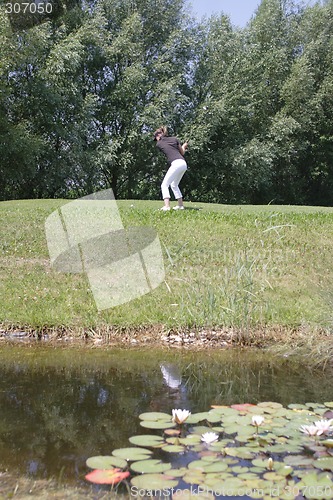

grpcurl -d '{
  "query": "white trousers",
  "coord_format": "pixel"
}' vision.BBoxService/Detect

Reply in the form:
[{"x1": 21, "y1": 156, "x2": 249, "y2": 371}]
[{"x1": 161, "y1": 159, "x2": 187, "y2": 200}]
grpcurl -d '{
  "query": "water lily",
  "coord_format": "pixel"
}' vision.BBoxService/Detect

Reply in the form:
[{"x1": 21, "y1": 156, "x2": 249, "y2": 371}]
[
  {"x1": 201, "y1": 432, "x2": 219, "y2": 444},
  {"x1": 251, "y1": 415, "x2": 265, "y2": 427},
  {"x1": 314, "y1": 419, "x2": 333, "y2": 435},
  {"x1": 300, "y1": 424, "x2": 322, "y2": 436},
  {"x1": 252, "y1": 414, "x2": 265, "y2": 434},
  {"x1": 172, "y1": 409, "x2": 191, "y2": 425}
]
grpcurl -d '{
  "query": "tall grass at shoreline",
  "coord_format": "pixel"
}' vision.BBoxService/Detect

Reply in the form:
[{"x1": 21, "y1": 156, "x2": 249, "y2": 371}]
[{"x1": 1, "y1": 199, "x2": 333, "y2": 334}]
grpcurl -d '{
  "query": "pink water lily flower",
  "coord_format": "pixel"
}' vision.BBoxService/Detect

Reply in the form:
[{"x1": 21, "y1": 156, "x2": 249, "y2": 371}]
[{"x1": 172, "y1": 409, "x2": 191, "y2": 424}]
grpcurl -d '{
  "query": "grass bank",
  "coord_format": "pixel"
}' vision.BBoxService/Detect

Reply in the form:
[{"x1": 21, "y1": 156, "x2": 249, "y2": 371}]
[
  {"x1": 0, "y1": 474, "x2": 120, "y2": 499},
  {"x1": 1, "y1": 199, "x2": 333, "y2": 362}
]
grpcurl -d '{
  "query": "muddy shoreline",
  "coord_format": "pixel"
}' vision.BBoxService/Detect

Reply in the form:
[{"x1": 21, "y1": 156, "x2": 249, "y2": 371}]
[{"x1": 1, "y1": 324, "x2": 332, "y2": 367}]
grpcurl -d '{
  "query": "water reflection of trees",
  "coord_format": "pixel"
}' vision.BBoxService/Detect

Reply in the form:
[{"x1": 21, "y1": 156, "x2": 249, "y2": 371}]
[{"x1": 0, "y1": 346, "x2": 332, "y2": 483}]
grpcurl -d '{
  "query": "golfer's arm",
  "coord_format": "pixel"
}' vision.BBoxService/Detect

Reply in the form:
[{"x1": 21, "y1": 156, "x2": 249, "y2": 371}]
[{"x1": 178, "y1": 143, "x2": 187, "y2": 156}]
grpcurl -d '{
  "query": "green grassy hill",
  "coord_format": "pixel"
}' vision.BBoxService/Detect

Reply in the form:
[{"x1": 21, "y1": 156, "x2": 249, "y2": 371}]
[{"x1": 1, "y1": 199, "x2": 333, "y2": 336}]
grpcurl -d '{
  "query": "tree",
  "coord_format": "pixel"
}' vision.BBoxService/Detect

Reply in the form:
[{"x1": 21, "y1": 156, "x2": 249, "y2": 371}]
[
  {"x1": 1, "y1": 0, "x2": 333, "y2": 205},
  {"x1": 0, "y1": 0, "x2": 195, "y2": 199},
  {"x1": 0, "y1": 10, "x2": 46, "y2": 199},
  {"x1": 185, "y1": 0, "x2": 333, "y2": 205},
  {"x1": 278, "y1": 0, "x2": 333, "y2": 204}
]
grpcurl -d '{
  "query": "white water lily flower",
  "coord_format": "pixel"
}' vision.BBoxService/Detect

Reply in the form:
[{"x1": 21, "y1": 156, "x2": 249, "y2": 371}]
[
  {"x1": 252, "y1": 415, "x2": 265, "y2": 427},
  {"x1": 300, "y1": 424, "x2": 322, "y2": 436},
  {"x1": 314, "y1": 419, "x2": 333, "y2": 434},
  {"x1": 201, "y1": 432, "x2": 219, "y2": 444},
  {"x1": 172, "y1": 409, "x2": 191, "y2": 424}
]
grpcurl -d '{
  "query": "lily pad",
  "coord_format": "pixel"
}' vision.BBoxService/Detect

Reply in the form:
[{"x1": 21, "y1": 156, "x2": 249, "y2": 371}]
[
  {"x1": 224, "y1": 424, "x2": 246, "y2": 434},
  {"x1": 112, "y1": 447, "x2": 152, "y2": 461},
  {"x1": 322, "y1": 440, "x2": 333, "y2": 448},
  {"x1": 167, "y1": 467, "x2": 188, "y2": 477},
  {"x1": 179, "y1": 435, "x2": 202, "y2": 446},
  {"x1": 223, "y1": 414, "x2": 248, "y2": 425},
  {"x1": 209, "y1": 431, "x2": 224, "y2": 440},
  {"x1": 140, "y1": 420, "x2": 176, "y2": 429},
  {"x1": 162, "y1": 444, "x2": 186, "y2": 453},
  {"x1": 189, "y1": 426, "x2": 214, "y2": 435},
  {"x1": 198, "y1": 454, "x2": 218, "y2": 462},
  {"x1": 187, "y1": 460, "x2": 208, "y2": 471},
  {"x1": 235, "y1": 430, "x2": 257, "y2": 443},
  {"x1": 203, "y1": 462, "x2": 229, "y2": 473},
  {"x1": 85, "y1": 468, "x2": 130, "y2": 485},
  {"x1": 263, "y1": 471, "x2": 285, "y2": 481},
  {"x1": 238, "y1": 472, "x2": 258, "y2": 480},
  {"x1": 86, "y1": 455, "x2": 127, "y2": 470},
  {"x1": 165, "y1": 437, "x2": 180, "y2": 445},
  {"x1": 297, "y1": 471, "x2": 333, "y2": 499},
  {"x1": 188, "y1": 459, "x2": 228, "y2": 473},
  {"x1": 275, "y1": 465, "x2": 293, "y2": 477},
  {"x1": 130, "y1": 459, "x2": 172, "y2": 474},
  {"x1": 226, "y1": 447, "x2": 256, "y2": 460},
  {"x1": 164, "y1": 428, "x2": 181, "y2": 437},
  {"x1": 284, "y1": 455, "x2": 314, "y2": 467},
  {"x1": 204, "y1": 476, "x2": 245, "y2": 493},
  {"x1": 131, "y1": 473, "x2": 178, "y2": 489},
  {"x1": 314, "y1": 457, "x2": 333, "y2": 471},
  {"x1": 247, "y1": 406, "x2": 265, "y2": 414},
  {"x1": 209, "y1": 438, "x2": 231, "y2": 449},
  {"x1": 252, "y1": 459, "x2": 269, "y2": 469},
  {"x1": 206, "y1": 412, "x2": 223, "y2": 423},
  {"x1": 231, "y1": 404, "x2": 256, "y2": 411},
  {"x1": 139, "y1": 412, "x2": 172, "y2": 420},
  {"x1": 209, "y1": 407, "x2": 237, "y2": 416},
  {"x1": 186, "y1": 412, "x2": 210, "y2": 424},
  {"x1": 183, "y1": 470, "x2": 206, "y2": 485},
  {"x1": 306, "y1": 403, "x2": 326, "y2": 409},
  {"x1": 129, "y1": 435, "x2": 164, "y2": 447},
  {"x1": 232, "y1": 466, "x2": 249, "y2": 474}
]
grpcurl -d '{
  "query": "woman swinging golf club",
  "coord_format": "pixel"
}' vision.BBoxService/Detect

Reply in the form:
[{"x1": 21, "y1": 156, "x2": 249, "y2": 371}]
[{"x1": 153, "y1": 126, "x2": 189, "y2": 211}]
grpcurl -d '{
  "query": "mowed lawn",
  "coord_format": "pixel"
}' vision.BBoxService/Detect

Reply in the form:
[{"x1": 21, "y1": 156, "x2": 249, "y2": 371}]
[{"x1": 1, "y1": 198, "x2": 333, "y2": 331}]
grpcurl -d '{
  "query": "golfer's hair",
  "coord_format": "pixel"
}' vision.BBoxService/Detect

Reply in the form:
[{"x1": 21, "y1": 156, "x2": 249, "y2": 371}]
[{"x1": 155, "y1": 126, "x2": 168, "y2": 137}]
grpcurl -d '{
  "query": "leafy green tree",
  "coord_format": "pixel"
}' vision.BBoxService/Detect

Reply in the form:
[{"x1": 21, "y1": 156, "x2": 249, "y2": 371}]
[
  {"x1": 0, "y1": 10, "x2": 45, "y2": 199},
  {"x1": 278, "y1": 0, "x2": 333, "y2": 204},
  {"x1": 1, "y1": 0, "x2": 333, "y2": 205},
  {"x1": 186, "y1": 0, "x2": 333, "y2": 205},
  {"x1": 93, "y1": 0, "x2": 196, "y2": 199},
  {"x1": 0, "y1": 0, "x2": 195, "y2": 200}
]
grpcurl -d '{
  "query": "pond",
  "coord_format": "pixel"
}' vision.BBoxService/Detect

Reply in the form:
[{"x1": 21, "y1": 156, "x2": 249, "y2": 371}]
[{"x1": 0, "y1": 344, "x2": 332, "y2": 496}]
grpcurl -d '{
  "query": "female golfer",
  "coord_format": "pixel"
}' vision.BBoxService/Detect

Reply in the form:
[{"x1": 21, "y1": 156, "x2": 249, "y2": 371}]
[{"x1": 153, "y1": 126, "x2": 188, "y2": 211}]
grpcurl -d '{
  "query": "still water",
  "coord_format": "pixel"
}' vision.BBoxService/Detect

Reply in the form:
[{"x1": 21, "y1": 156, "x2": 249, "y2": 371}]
[{"x1": 0, "y1": 344, "x2": 332, "y2": 491}]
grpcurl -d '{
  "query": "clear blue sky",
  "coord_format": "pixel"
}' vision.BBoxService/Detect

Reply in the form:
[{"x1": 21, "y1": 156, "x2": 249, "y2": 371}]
[
  {"x1": 188, "y1": 0, "x2": 261, "y2": 27},
  {"x1": 188, "y1": 0, "x2": 319, "y2": 27}
]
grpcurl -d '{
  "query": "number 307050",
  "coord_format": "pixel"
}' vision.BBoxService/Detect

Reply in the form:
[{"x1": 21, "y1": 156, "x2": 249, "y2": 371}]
[{"x1": 5, "y1": 2, "x2": 53, "y2": 14}]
